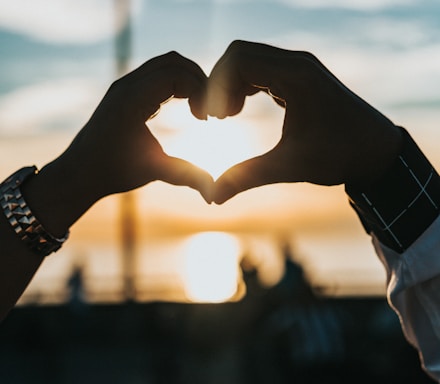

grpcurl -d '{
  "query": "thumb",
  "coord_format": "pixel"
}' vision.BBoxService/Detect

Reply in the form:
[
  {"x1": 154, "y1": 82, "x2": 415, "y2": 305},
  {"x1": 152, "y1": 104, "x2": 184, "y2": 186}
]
[
  {"x1": 213, "y1": 152, "x2": 284, "y2": 204},
  {"x1": 157, "y1": 156, "x2": 214, "y2": 204}
]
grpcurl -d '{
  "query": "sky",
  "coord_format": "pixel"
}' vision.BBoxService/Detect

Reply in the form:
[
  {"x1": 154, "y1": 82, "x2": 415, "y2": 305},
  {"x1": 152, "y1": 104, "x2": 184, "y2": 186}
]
[
  {"x1": 2, "y1": 0, "x2": 440, "y2": 222},
  {"x1": 2, "y1": 0, "x2": 440, "y2": 229},
  {"x1": 2, "y1": 0, "x2": 440, "y2": 300},
  {"x1": 1, "y1": 0, "x2": 440, "y2": 134}
]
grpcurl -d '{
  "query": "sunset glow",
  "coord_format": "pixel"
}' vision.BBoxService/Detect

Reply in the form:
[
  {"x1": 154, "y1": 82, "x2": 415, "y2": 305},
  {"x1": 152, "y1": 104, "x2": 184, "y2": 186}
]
[
  {"x1": 4, "y1": 0, "x2": 440, "y2": 306},
  {"x1": 149, "y1": 97, "x2": 281, "y2": 180},
  {"x1": 182, "y1": 232, "x2": 242, "y2": 303}
]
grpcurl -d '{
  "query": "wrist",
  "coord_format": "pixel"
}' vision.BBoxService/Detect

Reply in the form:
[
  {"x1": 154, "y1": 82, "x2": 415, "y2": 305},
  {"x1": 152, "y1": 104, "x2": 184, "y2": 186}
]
[
  {"x1": 21, "y1": 157, "x2": 99, "y2": 239},
  {"x1": 346, "y1": 127, "x2": 440, "y2": 252},
  {"x1": 0, "y1": 166, "x2": 70, "y2": 257},
  {"x1": 346, "y1": 122, "x2": 403, "y2": 188}
]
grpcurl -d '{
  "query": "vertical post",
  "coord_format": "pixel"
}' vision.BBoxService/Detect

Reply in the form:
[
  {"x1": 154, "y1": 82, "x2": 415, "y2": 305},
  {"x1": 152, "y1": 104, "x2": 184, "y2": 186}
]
[
  {"x1": 114, "y1": 0, "x2": 136, "y2": 301},
  {"x1": 115, "y1": 0, "x2": 131, "y2": 76}
]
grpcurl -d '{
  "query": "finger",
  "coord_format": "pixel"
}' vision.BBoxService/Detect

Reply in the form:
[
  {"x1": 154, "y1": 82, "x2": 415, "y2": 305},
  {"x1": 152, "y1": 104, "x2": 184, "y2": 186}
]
[
  {"x1": 188, "y1": 84, "x2": 208, "y2": 120},
  {"x1": 213, "y1": 152, "x2": 284, "y2": 204},
  {"x1": 205, "y1": 41, "x2": 283, "y2": 117},
  {"x1": 206, "y1": 81, "x2": 259, "y2": 119},
  {"x1": 119, "y1": 52, "x2": 208, "y2": 120},
  {"x1": 157, "y1": 156, "x2": 214, "y2": 204},
  {"x1": 122, "y1": 51, "x2": 207, "y2": 93},
  {"x1": 260, "y1": 87, "x2": 287, "y2": 108},
  {"x1": 189, "y1": 79, "x2": 257, "y2": 120},
  {"x1": 142, "y1": 73, "x2": 205, "y2": 121},
  {"x1": 205, "y1": 40, "x2": 315, "y2": 118}
]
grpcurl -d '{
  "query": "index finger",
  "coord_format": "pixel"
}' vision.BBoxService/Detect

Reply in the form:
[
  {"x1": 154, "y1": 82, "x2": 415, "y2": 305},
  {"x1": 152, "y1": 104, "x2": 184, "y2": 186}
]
[
  {"x1": 204, "y1": 40, "x2": 319, "y2": 118},
  {"x1": 116, "y1": 51, "x2": 208, "y2": 120}
]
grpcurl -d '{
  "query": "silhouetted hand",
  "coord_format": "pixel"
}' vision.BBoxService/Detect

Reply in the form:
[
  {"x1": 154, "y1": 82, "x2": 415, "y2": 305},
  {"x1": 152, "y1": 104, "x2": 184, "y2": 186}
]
[
  {"x1": 25, "y1": 52, "x2": 214, "y2": 237},
  {"x1": 63, "y1": 51, "x2": 213, "y2": 202},
  {"x1": 194, "y1": 41, "x2": 402, "y2": 204},
  {"x1": 0, "y1": 52, "x2": 216, "y2": 321}
]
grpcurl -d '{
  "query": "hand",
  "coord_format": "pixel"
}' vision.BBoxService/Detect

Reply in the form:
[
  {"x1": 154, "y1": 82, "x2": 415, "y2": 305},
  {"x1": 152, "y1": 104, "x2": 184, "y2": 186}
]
[
  {"x1": 193, "y1": 41, "x2": 403, "y2": 204},
  {"x1": 62, "y1": 51, "x2": 213, "y2": 201},
  {"x1": 23, "y1": 52, "x2": 214, "y2": 236},
  {"x1": 0, "y1": 52, "x2": 214, "y2": 320}
]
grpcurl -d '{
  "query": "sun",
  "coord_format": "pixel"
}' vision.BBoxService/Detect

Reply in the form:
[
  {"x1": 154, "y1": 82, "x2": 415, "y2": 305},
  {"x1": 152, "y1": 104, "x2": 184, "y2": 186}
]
[
  {"x1": 182, "y1": 232, "x2": 242, "y2": 303},
  {"x1": 148, "y1": 95, "x2": 283, "y2": 180}
]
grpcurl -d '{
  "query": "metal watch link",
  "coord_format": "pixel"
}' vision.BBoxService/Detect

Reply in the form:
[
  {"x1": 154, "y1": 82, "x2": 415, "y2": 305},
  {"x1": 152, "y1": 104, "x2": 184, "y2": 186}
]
[{"x1": 0, "y1": 166, "x2": 69, "y2": 257}]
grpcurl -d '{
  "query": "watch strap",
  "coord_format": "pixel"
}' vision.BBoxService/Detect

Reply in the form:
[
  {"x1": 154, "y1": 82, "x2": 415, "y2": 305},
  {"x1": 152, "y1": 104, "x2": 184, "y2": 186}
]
[{"x1": 0, "y1": 166, "x2": 69, "y2": 257}]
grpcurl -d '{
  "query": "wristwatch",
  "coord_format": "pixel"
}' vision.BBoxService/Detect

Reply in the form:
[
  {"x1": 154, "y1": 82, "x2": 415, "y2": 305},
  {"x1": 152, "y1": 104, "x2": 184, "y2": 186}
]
[{"x1": 0, "y1": 166, "x2": 69, "y2": 257}]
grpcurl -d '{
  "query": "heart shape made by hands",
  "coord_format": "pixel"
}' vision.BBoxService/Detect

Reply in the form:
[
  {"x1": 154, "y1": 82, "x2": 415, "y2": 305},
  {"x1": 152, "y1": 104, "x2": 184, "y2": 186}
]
[{"x1": 149, "y1": 93, "x2": 284, "y2": 181}]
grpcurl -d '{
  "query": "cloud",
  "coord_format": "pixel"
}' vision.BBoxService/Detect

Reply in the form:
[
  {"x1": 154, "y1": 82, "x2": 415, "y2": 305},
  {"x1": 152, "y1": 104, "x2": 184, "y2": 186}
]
[
  {"x1": 277, "y1": 0, "x2": 416, "y2": 11},
  {"x1": 0, "y1": 0, "x2": 118, "y2": 44},
  {"x1": 0, "y1": 79, "x2": 102, "y2": 135},
  {"x1": 265, "y1": 26, "x2": 440, "y2": 110}
]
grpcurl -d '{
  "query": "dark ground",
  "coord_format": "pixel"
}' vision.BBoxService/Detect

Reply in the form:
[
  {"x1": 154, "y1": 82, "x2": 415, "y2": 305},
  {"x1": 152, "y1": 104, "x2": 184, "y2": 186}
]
[{"x1": 0, "y1": 260, "x2": 434, "y2": 384}]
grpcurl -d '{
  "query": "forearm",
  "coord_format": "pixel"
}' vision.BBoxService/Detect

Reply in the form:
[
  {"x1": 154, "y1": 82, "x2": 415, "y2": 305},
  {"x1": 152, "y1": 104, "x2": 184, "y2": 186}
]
[
  {"x1": 346, "y1": 127, "x2": 440, "y2": 380},
  {"x1": 0, "y1": 207, "x2": 44, "y2": 321},
  {"x1": 21, "y1": 156, "x2": 98, "y2": 238},
  {"x1": 0, "y1": 157, "x2": 97, "y2": 321},
  {"x1": 346, "y1": 127, "x2": 440, "y2": 252},
  {"x1": 0, "y1": 52, "x2": 212, "y2": 321}
]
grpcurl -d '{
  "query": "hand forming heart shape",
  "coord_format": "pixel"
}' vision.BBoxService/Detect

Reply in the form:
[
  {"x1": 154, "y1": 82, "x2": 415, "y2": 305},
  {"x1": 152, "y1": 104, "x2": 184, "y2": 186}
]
[
  {"x1": 60, "y1": 40, "x2": 401, "y2": 220},
  {"x1": 0, "y1": 42, "x2": 407, "y2": 339},
  {"x1": 149, "y1": 94, "x2": 283, "y2": 182},
  {"x1": 191, "y1": 41, "x2": 401, "y2": 204}
]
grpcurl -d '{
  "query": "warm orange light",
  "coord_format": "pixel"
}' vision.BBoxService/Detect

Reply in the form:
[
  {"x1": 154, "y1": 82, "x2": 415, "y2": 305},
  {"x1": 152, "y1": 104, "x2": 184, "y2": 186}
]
[
  {"x1": 148, "y1": 96, "x2": 282, "y2": 180},
  {"x1": 182, "y1": 232, "x2": 242, "y2": 303}
]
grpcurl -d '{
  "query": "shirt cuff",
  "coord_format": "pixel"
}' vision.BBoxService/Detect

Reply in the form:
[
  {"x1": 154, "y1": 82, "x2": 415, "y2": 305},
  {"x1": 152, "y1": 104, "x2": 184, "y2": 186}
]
[{"x1": 346, "y1": 127, "x2": 440, "y2": 253}]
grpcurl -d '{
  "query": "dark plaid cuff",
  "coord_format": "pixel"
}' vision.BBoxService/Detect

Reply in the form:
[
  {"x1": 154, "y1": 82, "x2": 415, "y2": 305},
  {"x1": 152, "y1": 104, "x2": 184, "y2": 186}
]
[{"x1": 346, "y1": 127, "x2": 440, "y2": 253}]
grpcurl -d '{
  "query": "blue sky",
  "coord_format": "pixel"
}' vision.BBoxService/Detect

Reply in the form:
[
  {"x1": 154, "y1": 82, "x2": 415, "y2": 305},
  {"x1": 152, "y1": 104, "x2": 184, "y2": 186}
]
[
  {"x1": 3, "y1": 0, "x2": 440, "y2": 299},
  {"x1": 1, "y1": 0, "x2": 440, "y2": 136}
]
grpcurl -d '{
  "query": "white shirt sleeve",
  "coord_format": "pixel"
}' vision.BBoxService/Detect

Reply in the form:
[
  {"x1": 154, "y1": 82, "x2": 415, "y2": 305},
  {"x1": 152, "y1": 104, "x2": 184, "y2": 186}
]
[{"x1": 374, "y1": 215, "x2": 440, "y2": 382}]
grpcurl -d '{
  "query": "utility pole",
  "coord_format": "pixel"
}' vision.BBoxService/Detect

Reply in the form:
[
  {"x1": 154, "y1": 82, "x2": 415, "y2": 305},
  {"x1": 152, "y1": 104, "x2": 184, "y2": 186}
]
[{"x1": 114, "y1": 0, "x2": 137, "y2": 301}]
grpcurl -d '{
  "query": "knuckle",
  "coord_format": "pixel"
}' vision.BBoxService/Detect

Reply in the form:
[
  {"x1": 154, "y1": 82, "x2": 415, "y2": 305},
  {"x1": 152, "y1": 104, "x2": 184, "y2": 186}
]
[
  {"x1": 225, "y1": 40, "x2": 250, "y2": 65},
  {"x1": 291, "y1": 51, "x2": 323, "y2": 80},
  {"x1": 164, "y1": 50, "x2": 182, "y2": 61},
  {"x1": 108, "y1": 78, "x2": 124, "y2": 93},
  {"x1": 297, "y1": 50, "x2": 318, "y2": 62},
  {"x1": 226, "y1": 40, "x2": 251, "y2": 60},
  {"x1": 146, "y1": 51, "x2": 183, "y2": 69},
  {"x1": 228, "y1": 39, "x2": 248, "y2": 51}
]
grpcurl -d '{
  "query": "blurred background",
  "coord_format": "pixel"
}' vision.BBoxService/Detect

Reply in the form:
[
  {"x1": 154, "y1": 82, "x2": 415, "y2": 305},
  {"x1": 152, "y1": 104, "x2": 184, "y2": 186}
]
[{"x1": 1, "y1": 0, "x2": 439, "y2": 382}]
